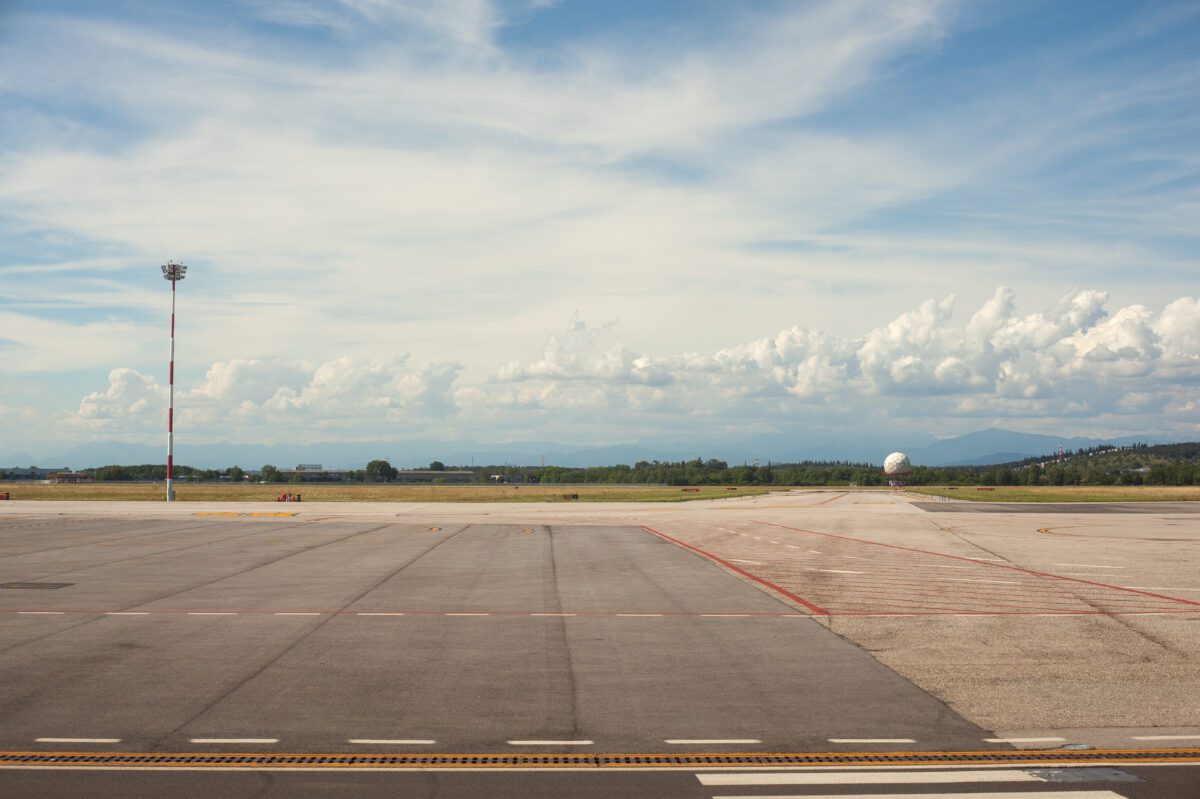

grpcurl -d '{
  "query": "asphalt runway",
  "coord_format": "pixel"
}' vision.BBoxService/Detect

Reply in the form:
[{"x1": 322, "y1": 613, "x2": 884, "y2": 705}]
[
  {"x1": 0, "y1": 520, "x2": 989, "y2": 752},
  {"x1": 1, "y1": 493, "x2": 1198, "y2": 797}
]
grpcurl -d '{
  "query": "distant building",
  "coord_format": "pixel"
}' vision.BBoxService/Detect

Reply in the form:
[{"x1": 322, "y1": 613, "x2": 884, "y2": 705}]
[
  {"x1": 3, "y1": 467, "x2": 70, "y2": 480},
  {"x1": 280, "y1": 465, "x2": 352, "y2": 482},
  {"x1": 49, "y1": 471, "x2": 93, "y2": 484}
]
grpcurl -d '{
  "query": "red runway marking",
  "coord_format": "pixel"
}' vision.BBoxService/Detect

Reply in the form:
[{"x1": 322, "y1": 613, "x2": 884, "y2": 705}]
[
  {"x1": 641, "y1": 525, "x2": 829, "y2": 616},
  {"x1": 753, "y1": 520, "x2": 1200, "y2": 609}
]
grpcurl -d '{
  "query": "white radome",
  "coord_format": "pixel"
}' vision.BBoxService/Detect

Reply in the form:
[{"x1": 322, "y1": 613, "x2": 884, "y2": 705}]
[{"x1": 883, "y1": 452, "x2": 913, "y2": 475}]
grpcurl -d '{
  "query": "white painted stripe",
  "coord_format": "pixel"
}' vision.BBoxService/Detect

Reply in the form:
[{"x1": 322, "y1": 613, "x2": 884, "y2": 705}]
[
  {"x1": 105, "y1": 612, "x2": 149, "y2": 616},
  {"x1": 445, "y1": 613, "x2": 490, "y2": 616},
  {"x1": 786, "y1": 545, "x2": 800, "y2": 549},
  {"x1": 18, "y1": 611, "x2": 65, "y2": 615},
  {"x1": 1057, "y1": 564, "x2": 1123, "y2": 569},
  {"x1": 729, "y1": 559, "x2": 764, "y2": 565},
  {"x1": 348, "y1": 739, "x2": 435, "y2": 745},
  {"x1": 616, "y1": 613, "x2": 662, "y2": 617},
  {"x1": 274, "y1": 612, "x2": 321, "y2": 616},
  {"x1": 507, "y1": 740, "x2": 592, "y2": 745},
  {"x1": 710, "y1": 787, "x2": 1123, "y2": 791},
  {"x1": 928, "y1": 565, "x2": 970, "y2": 569},
  {"x1": 665, "y1": 739, "x2": 761, "y2": 745},
  {"x1": 187, "y1": 612, "x2": 237, "y2": 616},
  {"x1": 947, "y1": 578, "x2": 1019, "y2": 585},
  {"x1": 356, "y1": 612, "x2": 405, "y2": 616},
  {"x1": 985, "y1": 737, "x2": 1067, "y2": 743},
  {"x1": 36, "y1": 738, "x2": 121, "y2": 743},
  {"x1": 828, "y1": 738, "x2": 915, "y2": 743},
  {"x1": 807, "y1": 569, "x2": 866, "y2": 574},
  {"x1": 190, "y1": 738, "x2": 278, "y2": 744},
  {"x1": 700, "y1": 614, "x2": 751, "y2": 618},
  {"x1": 1132, "y1": 734, "x2": 1200, "y2": 740},
  {"x1": 699, "y1": 769, "x2": 1041, "y2": 785},
  {"x1": 530, "y1": 613, "x2": 577, "y2": 617},
  {"x1": 1123, "y1": 586, "x2": 1200, "y2": 592}
]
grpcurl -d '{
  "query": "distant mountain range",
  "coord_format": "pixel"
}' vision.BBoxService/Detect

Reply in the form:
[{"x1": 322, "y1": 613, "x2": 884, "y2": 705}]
[{"x1": 0, "y1": 428, "x2": 1179, "y2": 471}]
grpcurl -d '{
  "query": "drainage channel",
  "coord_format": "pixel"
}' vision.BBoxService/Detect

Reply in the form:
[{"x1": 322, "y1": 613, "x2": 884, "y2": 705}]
[{"x1": 1, "y1": 750, "x2": 1198, "y2": 769}]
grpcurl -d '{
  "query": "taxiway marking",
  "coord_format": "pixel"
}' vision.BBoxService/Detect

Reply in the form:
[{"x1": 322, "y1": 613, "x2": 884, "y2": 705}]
[{"x1": 35, "y1": 738, "x2": 121, "y2": 744}]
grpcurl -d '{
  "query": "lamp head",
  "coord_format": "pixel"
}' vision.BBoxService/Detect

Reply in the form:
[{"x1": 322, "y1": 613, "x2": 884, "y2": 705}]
[{"x1": 161, "y1": 261, "x2": 188, "y2": 281}]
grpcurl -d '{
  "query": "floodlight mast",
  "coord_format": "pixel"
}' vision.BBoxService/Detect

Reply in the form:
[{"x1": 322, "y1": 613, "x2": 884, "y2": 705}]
[{"x1": 161, "y1": 261, "x2": 188, "y2": 501}]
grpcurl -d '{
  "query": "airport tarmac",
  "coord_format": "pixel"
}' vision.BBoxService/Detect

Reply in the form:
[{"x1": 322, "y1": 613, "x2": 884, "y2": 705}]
[{"x1": 1, "y1": 490, "x2": 1197, "y2": 797}]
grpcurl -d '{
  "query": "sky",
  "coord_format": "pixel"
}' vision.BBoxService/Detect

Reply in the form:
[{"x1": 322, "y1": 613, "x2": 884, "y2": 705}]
[{"x1": 1, "y1": 0, "x2": 1198, "y2": 457}]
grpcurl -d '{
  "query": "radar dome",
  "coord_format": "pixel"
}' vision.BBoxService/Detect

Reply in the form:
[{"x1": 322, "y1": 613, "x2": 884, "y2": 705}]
[{"x1": 883, "y1": 452, "x2": 913, "y2": 476}]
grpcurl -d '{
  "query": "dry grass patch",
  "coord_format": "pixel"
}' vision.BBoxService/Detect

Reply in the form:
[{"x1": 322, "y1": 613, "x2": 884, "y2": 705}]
[
  {"x1": 1, "y1": 483, "x2": 776, "y2": 503},
  {"x1": 908, "y1": 485, "x2": 1200, "y2": 503}
]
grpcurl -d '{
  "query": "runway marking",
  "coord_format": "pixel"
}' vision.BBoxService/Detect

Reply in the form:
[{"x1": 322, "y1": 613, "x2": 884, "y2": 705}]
[
  {"x1": 274, "y1": 612, "x2": 321, "y2": 616},
  {"x1": 700, "y1": 614, "x2": 751, "y2": 618},
  {"x1": 698, "y1": 769, "x2": 1043, "y2": 784},
  {"x1": 348, "y1": 739, "x2": 435, "y2": 745},
  {"x1": 641, "y1": 525, "x2": 829, "y2": 616},
  {"x1": 947, "y1": 578, "x2": 1020, "y2": 585},
  {"x1": 985, "y1": 737, "x2": 1068, "y2": 743},
  {"x1": 828, "y1": 738, "x2": 916, "y2": 743},
  {"x1": 17, "y1": 611, "x2": 64, "y2": 615},
  {"x1": 35, "y1": 738, "x2": 121, "y2": 744},
  {"x1": 507, "y1": 740, "x2": 593, "y2": 746},
  {"x1": 666, "y1": 739, "x2": 760, "y2": 745},
  {"x1": 705, "y1": 787, "x2": 1128, "y2": 791},
  {"x1": 530, "y1": 613, "x2": 576, "y2": 617},
  {"x1": 1123, "y1": 587, "x2": 1200, "y2": 592},
  {"x1": 1132, "y1": 735, "x2": 1200, "y2": 741},
  {"x1": 357, "y1": 612, "x2": 406, "y2": 616},
  {"x1": 786, "y1": 545, "x2": 800, "y2": 549},
  {"x1": 445, "y1": 613, "x2": 490, "y2": 616},
  {"x1": 190, "y1": 739, "x2": 278, "y2": 744},
  {"x1": 104, "y1": 612, "x2": 149, "y2": 615},
  {"x1": 187, "y1": 612, "x2": 237, "y2": 616},
  {"x1": 616, "y1": 613, "x2": 663, "y2": 617},
  {"x1": 729, "y1": 559, "x2": 765, "y2": 565},
  {"x1": 806, "y1": 568, "x2": 866, "y2": 574},
  {"x1": 1057, "y1": 564, "x2": 1123, "y2": 569}
]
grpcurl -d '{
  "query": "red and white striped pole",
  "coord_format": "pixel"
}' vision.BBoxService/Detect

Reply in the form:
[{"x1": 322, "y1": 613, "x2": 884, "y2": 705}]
[{"x1": 161, "y1": 261, "x2": 188, "y2": 502}]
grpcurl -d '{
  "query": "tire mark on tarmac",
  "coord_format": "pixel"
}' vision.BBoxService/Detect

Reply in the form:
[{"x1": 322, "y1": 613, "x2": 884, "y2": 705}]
[
  {"x1": 0, "y1": 522, "x2": 438, "y2": 658},
  {"x1": 544, "y1": 525, "x2": 581, "y2": 741},
  {"x1": 0, "y1": 518, "x2": 213, "y2": 560},
  {"x1": 149, "y1": 522, "x2": 470, "y2": 748}
]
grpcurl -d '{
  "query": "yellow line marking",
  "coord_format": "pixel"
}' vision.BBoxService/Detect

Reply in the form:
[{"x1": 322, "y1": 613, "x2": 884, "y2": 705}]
[
  {"x1": 521, "y1": 527, "x2": 534, "y2": 533},
  {"x1": 194, "y1": 512, "x2": 242, "y2": 517},
  {"x1": 427, "y1": 526, "x2": 442, "y2": 532},
  {"x1": 249, "y1": 512, "x2": 297, "y2": 517}
]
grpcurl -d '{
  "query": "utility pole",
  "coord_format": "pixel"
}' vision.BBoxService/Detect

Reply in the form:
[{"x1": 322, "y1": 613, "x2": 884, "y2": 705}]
[{"x1": 161, "y1": 261, "x2": 188, "y2": 501}]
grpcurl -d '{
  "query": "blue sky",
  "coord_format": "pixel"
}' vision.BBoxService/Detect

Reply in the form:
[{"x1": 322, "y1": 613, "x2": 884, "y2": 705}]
[{"x1": 0, "y1": 0, "x2": 1197, "y2": 455}]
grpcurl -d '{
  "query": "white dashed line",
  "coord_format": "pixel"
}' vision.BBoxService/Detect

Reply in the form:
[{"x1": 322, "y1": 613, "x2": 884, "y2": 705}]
[
  {"x1": 806, "y1": 568, "x2": 866, "y2": 574},
  {"x1": 985, "y1": 736, "x2": 1067, "y2": 743},
  {"x1": 616, "y1": 613, "x2": 663, "y2": 617},
  {"x1": 700, "y1": 614, "x2": 752, "y2": 618},
  {"x1": 36, "y1": 738, "x2": 121, "y2": 743},
  {"x1": 530, "y1": 613, "x2": 577, "y2": 617},
  {"x1": 666, "y1": 738, "x2": 761, "y2": 745},
  {"x1": 1123, "y1": 587, "x2": 1200, "y2": 592},
  {"x1": 356, "y1": 612, "x2": 406, "y2": 616},
  {"x1": 348, "y1": 739, "x2": 436, "y2": 745},
  {"x1": 445, "y1": 613, "x2": 491, "y2": 616},
  {"x1": 105, "y1": 612, "x2": 149, "y2": 616},
  {"x1": 785, "y1": 545, "x2": 801, "y2": 549},
  {"x1": 18, "y1": 611, "x2": 64, "y2": 615},
  {"x1": 1132, "y1": 734, "x2": 1200, "y2": 741},
  {"x1": 729, "y1": 559, "x2": 765, "y2": 565},
  {"x1": 828, "y1": 738, "x2": 916, "y2": 743},
  {"x1": 274, "y1": 612, "x2": 321, "y2": 616},
  {"x1": 507, "y1": 740, "x2": 593, "y2": 746},
  {"x1": 187, "y1": 612, "x2": 238, "y2": 616},
  {"x1": 1056, "y1": 563, "x2": 1123, "y2": 569},
  {"x1": 807, "y1": 550, "x2": 822, "y2": 554},
  {"x1": 190, "y1": 738, "x2": 278, "y2": 744}
]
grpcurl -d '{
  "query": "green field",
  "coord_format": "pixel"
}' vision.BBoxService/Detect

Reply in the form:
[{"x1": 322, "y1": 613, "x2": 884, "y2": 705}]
[
  {"x1": 0, "y1": 483, "x2": 776, "y2": 503},
  {"x1": 908, "y1": 485, "x2": 1200, "y2": 502}
]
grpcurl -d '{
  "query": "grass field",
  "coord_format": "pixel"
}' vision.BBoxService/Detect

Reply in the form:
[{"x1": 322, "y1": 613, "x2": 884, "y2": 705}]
[
  {"x1": 908, "y1": 485, "x2": 1200, "y2": 502},
  {"x1": 0, "y1": 483, "x2": 777, "y2": 503}
]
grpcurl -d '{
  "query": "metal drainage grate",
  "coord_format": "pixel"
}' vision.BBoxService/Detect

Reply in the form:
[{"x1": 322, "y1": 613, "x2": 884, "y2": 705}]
[
  {"x1": 0, "y1": 582, "x2": 74, "y2": 590},
  {"x1": 0, "y1": 750, "x2": 1197, "y2": 768}
]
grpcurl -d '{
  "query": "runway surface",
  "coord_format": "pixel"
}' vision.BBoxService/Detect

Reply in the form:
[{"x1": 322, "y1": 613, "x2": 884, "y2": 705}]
[{"x1": 1, "y1": 491, "x2": 1198, "y2": 797}]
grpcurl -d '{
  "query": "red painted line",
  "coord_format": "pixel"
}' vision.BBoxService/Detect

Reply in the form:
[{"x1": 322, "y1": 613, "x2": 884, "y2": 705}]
[
  {"x1": 754, "y1": 520, "x2": 1200, "y2": 608},
  {"x1": 640, "y1": 525, "x2": 829, "y2": 615}
]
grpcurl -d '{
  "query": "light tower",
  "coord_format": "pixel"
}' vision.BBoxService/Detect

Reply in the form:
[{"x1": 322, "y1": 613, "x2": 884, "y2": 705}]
[{"x1": 162, "y1": 261, "x2": 188, "y2": 501}]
